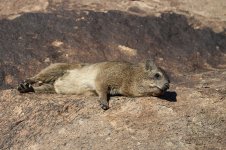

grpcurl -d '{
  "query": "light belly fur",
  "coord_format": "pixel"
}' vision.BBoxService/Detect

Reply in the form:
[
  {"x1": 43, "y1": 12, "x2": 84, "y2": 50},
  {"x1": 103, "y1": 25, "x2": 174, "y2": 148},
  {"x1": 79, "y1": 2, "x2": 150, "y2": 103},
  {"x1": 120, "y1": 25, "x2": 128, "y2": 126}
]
[{"x1": 54, "y1": 65, "x2": 98, "y2": 94}]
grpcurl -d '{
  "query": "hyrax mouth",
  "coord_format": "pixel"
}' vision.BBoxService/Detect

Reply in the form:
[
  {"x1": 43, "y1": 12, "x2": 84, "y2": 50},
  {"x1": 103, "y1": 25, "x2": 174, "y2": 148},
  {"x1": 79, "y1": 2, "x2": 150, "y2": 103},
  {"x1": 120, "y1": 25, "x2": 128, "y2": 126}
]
[
  {"x1": 161, "y1": 83, "x2": 170, "y2": 92},
  {"x1": 151, "y1": 87, "x2": 164, "y2": 96},
  {"x1": 152, "y1": 83, "x2": 169, "y2": 96}
]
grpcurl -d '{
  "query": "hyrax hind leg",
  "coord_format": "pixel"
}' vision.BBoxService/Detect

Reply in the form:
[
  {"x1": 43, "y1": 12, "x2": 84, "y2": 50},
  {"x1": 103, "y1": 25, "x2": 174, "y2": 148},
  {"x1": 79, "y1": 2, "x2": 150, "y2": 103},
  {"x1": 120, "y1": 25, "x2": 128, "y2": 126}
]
[
  {"x1": 17, "y1": 63, "x2": 86, "y2": 94},
  {"x1": 17, "y1": 80, "x2": 55, "y2": 93},
  {"x1": 17, "y1": 77, "x2": 41, "y2": 93},
  {"x1": 17, "y1": 63, "x2": 73, "y2": 93},
  {"x1": 17, "y1": 71, "x2": 54, "y2": 93}
]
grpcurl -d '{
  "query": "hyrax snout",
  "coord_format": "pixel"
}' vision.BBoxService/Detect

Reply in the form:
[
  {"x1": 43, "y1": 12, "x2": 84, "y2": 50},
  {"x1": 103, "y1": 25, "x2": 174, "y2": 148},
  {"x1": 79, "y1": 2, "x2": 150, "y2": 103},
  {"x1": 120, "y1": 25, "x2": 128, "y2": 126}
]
[{"x1": 18, "y1": 59, "x2": 170, "y2": 110}]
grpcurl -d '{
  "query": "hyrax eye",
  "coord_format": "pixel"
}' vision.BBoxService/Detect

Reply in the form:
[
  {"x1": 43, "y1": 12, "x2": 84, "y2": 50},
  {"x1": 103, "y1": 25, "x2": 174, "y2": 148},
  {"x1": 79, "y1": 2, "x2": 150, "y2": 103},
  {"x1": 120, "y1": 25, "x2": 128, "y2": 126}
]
[{"x1": 154, "y1": 73, "x2": 161, "y2": 80}]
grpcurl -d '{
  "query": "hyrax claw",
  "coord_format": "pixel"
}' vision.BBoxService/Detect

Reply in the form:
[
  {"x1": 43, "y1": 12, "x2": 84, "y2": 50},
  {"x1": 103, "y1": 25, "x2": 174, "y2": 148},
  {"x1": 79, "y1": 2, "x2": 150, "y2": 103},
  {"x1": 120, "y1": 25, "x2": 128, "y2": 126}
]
[{"x1": 17, "y1": 82, "x2": 34, "y2": 93}]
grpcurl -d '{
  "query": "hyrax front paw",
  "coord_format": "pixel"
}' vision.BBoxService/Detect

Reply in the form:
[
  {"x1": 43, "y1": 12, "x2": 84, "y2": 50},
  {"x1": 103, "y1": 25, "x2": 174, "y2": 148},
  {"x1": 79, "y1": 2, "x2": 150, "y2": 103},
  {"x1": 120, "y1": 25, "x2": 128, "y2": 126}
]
[
  {"x1": 17, "y1": 81, "x2": 34, "y2": 93},
  {"x1": 100, "y1": 103, "x2": 109, "y2": 110}
]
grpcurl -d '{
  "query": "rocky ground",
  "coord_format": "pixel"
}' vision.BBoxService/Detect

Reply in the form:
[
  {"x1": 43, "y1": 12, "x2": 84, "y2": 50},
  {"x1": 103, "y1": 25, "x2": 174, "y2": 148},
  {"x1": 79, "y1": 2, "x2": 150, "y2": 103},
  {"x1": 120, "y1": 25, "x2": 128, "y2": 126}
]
[{"x1": 0, "y1": 0, "x2": 226, "y2": 150}]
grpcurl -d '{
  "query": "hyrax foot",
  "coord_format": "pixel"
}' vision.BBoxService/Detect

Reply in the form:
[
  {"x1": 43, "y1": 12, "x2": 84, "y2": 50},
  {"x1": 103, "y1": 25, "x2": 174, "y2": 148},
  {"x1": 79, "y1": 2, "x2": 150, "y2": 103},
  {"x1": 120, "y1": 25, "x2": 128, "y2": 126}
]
[
  {"x1": 100, "y1": 103, "x2": 109, "y2": 110},
  {"x1": 17, "y1": 81, "x2": 35, "y2": 93}
]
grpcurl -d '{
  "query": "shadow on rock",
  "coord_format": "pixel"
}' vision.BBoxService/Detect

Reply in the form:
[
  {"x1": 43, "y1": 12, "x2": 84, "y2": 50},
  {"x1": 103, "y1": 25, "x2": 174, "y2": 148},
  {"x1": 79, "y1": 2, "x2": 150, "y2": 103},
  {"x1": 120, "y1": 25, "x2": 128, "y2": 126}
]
[{"x1": 159, "y1": 91, "x2": 177, "y2": 102}]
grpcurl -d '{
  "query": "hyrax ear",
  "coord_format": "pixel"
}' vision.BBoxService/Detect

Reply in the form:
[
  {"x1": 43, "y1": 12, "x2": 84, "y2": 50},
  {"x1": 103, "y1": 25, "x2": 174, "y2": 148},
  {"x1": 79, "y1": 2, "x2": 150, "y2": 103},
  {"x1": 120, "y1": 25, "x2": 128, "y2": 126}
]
[{"x1": 145, "y1": 59, "x2": 157, "y2": 70}]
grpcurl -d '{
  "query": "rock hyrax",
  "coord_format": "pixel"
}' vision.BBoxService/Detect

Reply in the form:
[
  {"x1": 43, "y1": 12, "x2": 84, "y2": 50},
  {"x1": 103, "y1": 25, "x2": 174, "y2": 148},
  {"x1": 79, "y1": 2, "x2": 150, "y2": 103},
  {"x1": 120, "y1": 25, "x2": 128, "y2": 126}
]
[{"x1": 18, "y1": 59, "x2": 170, "y2": 110}]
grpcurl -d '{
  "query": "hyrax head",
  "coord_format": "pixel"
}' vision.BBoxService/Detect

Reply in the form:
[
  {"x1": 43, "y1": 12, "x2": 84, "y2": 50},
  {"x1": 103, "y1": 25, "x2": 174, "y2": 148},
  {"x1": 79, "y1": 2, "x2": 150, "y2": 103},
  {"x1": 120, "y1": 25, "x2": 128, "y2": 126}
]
[{"x1": 139, "y1": 59, "x2": 170, "y2": 97}]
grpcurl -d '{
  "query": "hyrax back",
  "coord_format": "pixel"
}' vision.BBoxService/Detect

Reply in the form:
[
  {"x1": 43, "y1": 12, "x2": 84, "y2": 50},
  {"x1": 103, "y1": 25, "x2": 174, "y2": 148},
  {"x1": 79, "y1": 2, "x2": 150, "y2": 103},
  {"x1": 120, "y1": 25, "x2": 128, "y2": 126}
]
[{"x1": 18, "y1": 60, "x2": 170, "y2": 110}]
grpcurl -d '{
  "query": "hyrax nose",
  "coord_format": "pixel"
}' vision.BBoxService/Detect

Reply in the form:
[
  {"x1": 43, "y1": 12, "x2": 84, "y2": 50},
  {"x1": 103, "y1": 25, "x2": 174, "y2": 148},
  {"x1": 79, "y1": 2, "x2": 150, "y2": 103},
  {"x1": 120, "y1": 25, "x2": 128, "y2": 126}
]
[{"x1": 162, "y1": 83, "x2": 169, "y2": 91}]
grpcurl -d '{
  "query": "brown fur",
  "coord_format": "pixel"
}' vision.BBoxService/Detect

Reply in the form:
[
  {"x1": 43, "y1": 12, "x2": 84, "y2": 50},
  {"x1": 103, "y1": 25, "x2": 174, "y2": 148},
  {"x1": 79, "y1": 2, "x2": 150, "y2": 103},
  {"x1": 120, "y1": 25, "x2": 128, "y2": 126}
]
[{"x1": 18, "y1": 60, "x2": 170, "y2": 110}]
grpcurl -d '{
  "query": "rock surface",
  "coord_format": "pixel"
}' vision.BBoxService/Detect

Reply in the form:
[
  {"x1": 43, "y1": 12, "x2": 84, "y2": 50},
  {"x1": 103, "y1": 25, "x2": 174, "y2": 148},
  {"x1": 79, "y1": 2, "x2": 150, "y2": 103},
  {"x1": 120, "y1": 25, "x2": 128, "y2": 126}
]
[
  {"x1": 1, "y1": 70, "x2": 226, "y2": 150},
  {"x1": 0, "y1": 0, "x2": 226, "y2": 150}
]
